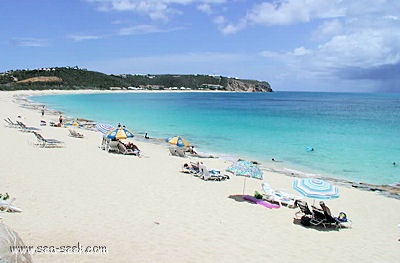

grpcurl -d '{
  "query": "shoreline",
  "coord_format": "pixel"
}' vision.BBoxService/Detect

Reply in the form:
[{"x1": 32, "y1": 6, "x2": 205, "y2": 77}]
[
  {"x1": 1, "y1": 89, "x2": 400, "y2": 262},
  {"x1": 17, "y1": 89, "x2": 400, "y2": 200}
]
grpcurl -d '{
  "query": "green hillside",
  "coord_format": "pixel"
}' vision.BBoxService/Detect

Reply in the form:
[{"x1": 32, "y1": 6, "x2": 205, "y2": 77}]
[{"x1": 0, "y1": 67, "x2": 272, "y2": 92}]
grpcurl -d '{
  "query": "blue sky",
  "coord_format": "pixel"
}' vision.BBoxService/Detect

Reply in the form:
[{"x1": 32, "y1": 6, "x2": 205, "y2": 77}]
[{"x1": 1, "y1": 0, "x2": 399, "y2": 92}]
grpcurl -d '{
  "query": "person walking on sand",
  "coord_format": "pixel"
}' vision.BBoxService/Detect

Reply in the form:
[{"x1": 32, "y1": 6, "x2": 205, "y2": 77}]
[
  {"x1": 41, "y1": 107, "x2": 45, "y2": 116},
  {"x1": 59, "y1": 115, "x2": 63, "y2": 125}
]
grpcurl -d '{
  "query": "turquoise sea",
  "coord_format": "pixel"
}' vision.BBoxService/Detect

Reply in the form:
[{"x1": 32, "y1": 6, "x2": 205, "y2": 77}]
[{"x1": 30, "y1": 92, "x2": 400, "y2": 186}]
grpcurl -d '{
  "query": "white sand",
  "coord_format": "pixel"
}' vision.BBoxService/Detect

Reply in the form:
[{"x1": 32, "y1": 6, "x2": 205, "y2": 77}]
[{"x1": 1, "y1": 90, "x2": 399, "y2": 263}]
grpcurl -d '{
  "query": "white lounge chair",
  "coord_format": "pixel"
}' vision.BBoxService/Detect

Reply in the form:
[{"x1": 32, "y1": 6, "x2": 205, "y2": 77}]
[
  {"x1": 0, "y1": 198, "x2": 23, "y2": 218},
  {"x1": 68, "y1": 129, "x2": 84, "y2": 138},
  {"x1": 32, "y1": 131, "x2": 64, "y2": 148},
  {"x1": 16, "y1": 121, "x2": 40, "y2": 132},
  {"x1": 4, "y1": 118, "x2": 19, "y2": 128},
  {"x1": 261, "y1": 182, "x2": 302, "y2": 208},
  {"x1": 169, "y1": 147, "x2": 186, "y2": 157},
  {"x1": 106, "y1": 140, "x2": 119, "y2": 153},
  {"x1": 199, "y1": 164, "x2": 229, "y2": 181}
]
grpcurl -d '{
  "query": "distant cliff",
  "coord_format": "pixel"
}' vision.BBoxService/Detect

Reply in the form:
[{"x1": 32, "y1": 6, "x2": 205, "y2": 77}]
[
  {"x1": 0, "y1": 67, "x2": 272, "y2": 92},
  {"x1": 225, "y1": 78, "x2": 272, "y2": 92}
]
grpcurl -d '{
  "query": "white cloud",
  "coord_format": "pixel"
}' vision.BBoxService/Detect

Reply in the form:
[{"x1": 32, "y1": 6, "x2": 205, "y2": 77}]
[
  {"x1": 86, "y1": 0, "x2": 227, "y2": 21},
  {"x1": 232, "y1": 0, "x2": 400, "y2": 91},
  {"x1": 291, "y1": 47, "x2": 312, "y2": 56},
  {"x1": 213, "y1": 15, "x2": 226, "y2": 25},
  {"x1": 10, "y1": 38, "x2": 48, "y2": 47},
  {"x1": 87, "y1": 0, "x2": 174, "y2": 21},
  {"x1": 119, "y1": 24, "x2": 183, "y2": 35},
  {"x1": 67, "y1": 34, "x2": 104, "y2": 42},
  {"x1": 197, "y1": 4, "x2": 212, "y2": 14},
  {"x1": 312, "y1": 19, "x2": 343, "y2": 41},
  {"x1": 219, "y1": 0, "x2": 346, "y2": 33}
]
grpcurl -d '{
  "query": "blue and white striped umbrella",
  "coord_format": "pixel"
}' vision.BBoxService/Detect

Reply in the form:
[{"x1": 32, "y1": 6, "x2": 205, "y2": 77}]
[
  {"x1": 96, "y1": 123, "x2": 114, "y2": 134},
  {"x1": 292, "y1": 178, "x2": 339, "y2": 200}
]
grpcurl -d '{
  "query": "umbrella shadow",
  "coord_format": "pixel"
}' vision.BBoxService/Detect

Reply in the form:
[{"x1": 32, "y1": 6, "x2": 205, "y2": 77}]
[{"x1": 228, "y1": 194, "x2": 256, "y2": 205}]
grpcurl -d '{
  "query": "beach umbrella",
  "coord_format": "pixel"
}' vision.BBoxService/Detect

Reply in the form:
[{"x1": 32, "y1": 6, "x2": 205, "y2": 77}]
[
  {"x1": 96, "y1": 123, "x2": 115, "y2": 134},
  {"x1": 292, "y1": 178, "x2": 339, "y2": 200},
  {"x1": 166, "y1": 136, "x2": 189, "y2": 147},
  {"x1": 227, "y1": 160, "x2": 263, "y2": 194},
  {"x1": 105, "y1": 127, "x2": 134, "y2": 140}
]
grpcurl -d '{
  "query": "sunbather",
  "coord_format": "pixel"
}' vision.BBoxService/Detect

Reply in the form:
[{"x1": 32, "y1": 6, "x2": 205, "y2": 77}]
[
  {"x1": 312, "y1": 201, "x2": 331, "y2": 219},
  {"x1": 122, "y1": 141, "x2": 140, "y2": 156},
  {"x1": 182, "y1": 162, "x2": 200, "y2": 174}
]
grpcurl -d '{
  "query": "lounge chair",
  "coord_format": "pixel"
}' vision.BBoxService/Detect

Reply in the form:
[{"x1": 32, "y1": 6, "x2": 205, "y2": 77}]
[
  {"x1": 313, "y1": 202, "x2": 352, "y2": 228},
  {"x1": 169, "y1": 147, "x2": 186, "y2": 157},
  {"x1": 261, "y1": 182, "x2": 302, "y2": 208},
  {"x1": 68, "y1": 129, "x2": 84, "y2": 138},
  {"x1": 294, "y1": 200, "x2": 326, "y2": 227},
  {"x1": 5, "y1": 118, "x2": 20, "y2": 127},
  {"x1": 0, "y1": 198, "x2": 23, "y2": 216},
  {"x1": 294, "y1": 200, "x2": 313, "y2": 218},
  {"x1": 32, "y1": 131, "x2": 64, "y2": 148},
  {"x1": 118, "y1": 141, "x2": 140, "y2": 156},
  {"x1": 198, "y1": 164, "x2": 229, "y2": 181},
  {"x1": 4, "y1": 118, "x2": 19, "y2": 128},
  {"x1": 176, "y1": 148, "x2": 186, "y2": 157},
  {"x1": 181, "y1": 162, "x2": 201, "y2": 175},
  {"x1": 16, "y1": 121, "x2": 40, "y2": 132},
  {"x1": 106, "y1": 140, "x2": 119, "y2": 153}
]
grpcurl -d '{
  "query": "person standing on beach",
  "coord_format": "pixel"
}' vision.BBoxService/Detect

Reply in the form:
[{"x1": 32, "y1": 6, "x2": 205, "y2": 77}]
[
  {"x1": 59, "y1": 115, "x2": 63, "y2": 125},
  {"x1": 41, "y1": 107, "x2": 45, "y2": 116}
]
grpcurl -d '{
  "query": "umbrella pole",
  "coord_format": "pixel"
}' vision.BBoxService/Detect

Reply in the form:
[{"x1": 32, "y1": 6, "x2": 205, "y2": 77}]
[{"x1": 242, "y1": 177, "x2": 247, "y2": 195}]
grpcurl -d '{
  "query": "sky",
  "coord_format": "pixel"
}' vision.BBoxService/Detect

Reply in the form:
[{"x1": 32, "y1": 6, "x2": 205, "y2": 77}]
[{"x1": 1, "y1": 0, "x2": 400, "y2": 92}]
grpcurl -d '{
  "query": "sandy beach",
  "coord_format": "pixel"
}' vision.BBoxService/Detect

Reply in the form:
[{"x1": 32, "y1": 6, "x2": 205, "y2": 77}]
[{"x1": 1, "y1": 90, "x2": 399, "y2": 263}]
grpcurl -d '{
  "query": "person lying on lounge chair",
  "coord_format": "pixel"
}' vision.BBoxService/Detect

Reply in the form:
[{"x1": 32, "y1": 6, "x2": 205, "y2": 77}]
[
  {"x1": 311, "y1": 201, "x2": 329, "y2": 220},
  {"x1": 183, "y1": 146, "x2": 198, "y2": 155},
  {"x1": 182, "y1": 162, "x2": 200, "y2": 174},
  {"x1": 125, "y1": 142, "x2": 140, "y2": 156}
]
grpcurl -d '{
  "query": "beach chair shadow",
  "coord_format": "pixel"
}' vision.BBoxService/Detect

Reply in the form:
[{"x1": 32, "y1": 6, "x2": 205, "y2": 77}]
[
  {"x1": 292, "y1": 218, "x2": 336, "y2": 232},
  {"x1": 228, "y1": 194, "x2": 249, "y2": 203}
]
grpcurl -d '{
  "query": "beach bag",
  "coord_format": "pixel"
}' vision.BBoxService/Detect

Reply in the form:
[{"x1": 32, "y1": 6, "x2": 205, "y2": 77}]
[
  {"x1": 337, "y1": 212, "x2": 348, "y2": 222},
  {"x1": 300, "y1": 216, "x2": 311, "y2": 226}
]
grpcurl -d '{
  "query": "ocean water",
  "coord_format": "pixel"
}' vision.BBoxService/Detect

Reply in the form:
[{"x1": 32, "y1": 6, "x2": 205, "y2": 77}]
[{"x1": 30, "y1": 92, "x2": 400, "y2": 186}]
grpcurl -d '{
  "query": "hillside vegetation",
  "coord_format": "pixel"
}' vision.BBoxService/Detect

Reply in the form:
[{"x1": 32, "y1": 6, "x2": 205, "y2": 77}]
[{"x1": 0, "y1": 67, "x2": 272, "y2": 92}]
